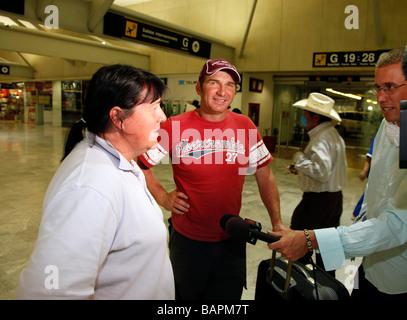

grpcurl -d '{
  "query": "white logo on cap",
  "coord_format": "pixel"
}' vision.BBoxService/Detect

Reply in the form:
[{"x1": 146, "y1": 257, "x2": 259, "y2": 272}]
[{"x1": 212, "y1": 61, "x2": 232, "y2": 67}]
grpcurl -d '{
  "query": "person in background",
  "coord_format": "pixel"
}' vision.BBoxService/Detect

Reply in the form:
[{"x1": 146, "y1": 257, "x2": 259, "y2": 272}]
[
  {"x1": 352, "y1": 136, "x2": 375, "y2": 221},
  {"x1": 287, "y1": 92, "x2": 347, "y2": 276},
  {"x1": 16, "y1": 65, "x2": 174, "y2": 300},
  {"x1": 358, "y1": 137, "x2": 374, "y2": 182},
  {"x1": 138, "y1": 58, "x2": 286, "y2": 300},
  {"x1": 185, "y1": 99, "x2": 200, "y2": 112},
  {"x1": 269, "y1": 47, "x2": 407, "y2": 300}
]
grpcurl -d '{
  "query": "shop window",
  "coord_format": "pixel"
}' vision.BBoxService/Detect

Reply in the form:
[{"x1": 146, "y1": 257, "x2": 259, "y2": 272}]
[
  {"x1": 0, "y1": 83, "x2": 24, "y2": 121},
  {"x1": 61, "y1": 80, "x2": 87, "y2": 127}
]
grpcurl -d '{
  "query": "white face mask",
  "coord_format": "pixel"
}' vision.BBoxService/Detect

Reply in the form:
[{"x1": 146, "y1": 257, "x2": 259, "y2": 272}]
[{"x1": 384, "y1": 120, "x2": 400, "y2": 147}]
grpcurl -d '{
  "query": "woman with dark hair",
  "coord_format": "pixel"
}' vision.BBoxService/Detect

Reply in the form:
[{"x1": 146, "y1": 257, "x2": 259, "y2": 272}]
[{"x1": 16, "y1": 65, "x2": 174, "y2": 299}]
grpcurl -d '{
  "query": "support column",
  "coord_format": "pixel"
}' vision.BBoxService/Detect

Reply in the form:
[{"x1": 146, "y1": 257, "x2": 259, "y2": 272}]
[{"x1": 52, "y1": 81, "x2": 62, "y2": 127}]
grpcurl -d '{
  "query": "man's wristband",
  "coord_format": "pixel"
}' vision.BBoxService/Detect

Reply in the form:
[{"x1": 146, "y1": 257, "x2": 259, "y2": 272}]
[{"x1": 304, "y1": 229, "x2": 313, "y2": 251}]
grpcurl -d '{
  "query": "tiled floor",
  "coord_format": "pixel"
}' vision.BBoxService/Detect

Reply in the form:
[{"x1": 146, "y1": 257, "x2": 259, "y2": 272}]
[{"x1": 0, "y1": 120, "x2": 365, "y2": 300}]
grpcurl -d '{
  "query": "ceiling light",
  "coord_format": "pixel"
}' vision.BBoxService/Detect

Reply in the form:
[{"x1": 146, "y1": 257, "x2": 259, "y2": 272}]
[
  {"x1": 325, "y1": 88, "x2": 362, "y2": 100},
  {"x1": 89, "y1": 35, "x2": 109, "y2": 45},
  {"x1": 113, "y1": 0, "x2": 152, "y2": 6},
  {"x1": 0, "y1": 15, "x2": 19, "y2": 27},
  {"x1": 17, "y1": 19, "x2": 38, "y2": 30}
]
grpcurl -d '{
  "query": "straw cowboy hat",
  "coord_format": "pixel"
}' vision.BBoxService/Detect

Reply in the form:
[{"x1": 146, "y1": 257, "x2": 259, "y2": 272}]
[{"x1": 293, "y1": 92, "x2": 341, "y2": 123}]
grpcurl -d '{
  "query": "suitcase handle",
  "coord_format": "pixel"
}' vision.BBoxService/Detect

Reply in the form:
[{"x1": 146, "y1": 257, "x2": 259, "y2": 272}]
[{"x1": 269, "y1": 251, "x2": 293, "y2": 294}]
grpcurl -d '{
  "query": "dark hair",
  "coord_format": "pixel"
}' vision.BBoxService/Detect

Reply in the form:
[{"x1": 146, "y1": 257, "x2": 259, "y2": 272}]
[
  {"x1": 308, "y1": 111, "x2": 332, "y2": 123},
  {"x1": 62, "y1": 65, "x2": 167, "y2": 160}
]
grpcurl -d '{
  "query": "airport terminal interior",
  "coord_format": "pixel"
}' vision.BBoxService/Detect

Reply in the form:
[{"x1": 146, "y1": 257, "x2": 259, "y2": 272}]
[
  {"x1": 0, "y1": 0, "x2": 406, "y2": 300},
  {"x1": 0, "y1": 120, "x2": 364, "y2": 299}
]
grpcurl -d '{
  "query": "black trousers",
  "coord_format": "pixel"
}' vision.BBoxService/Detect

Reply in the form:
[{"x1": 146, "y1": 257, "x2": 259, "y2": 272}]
[
  {"x1": 291, "y1": 191, "x2": 343, "y2": 230},
  {"x1": 351, "y1": 265, "x2": 407, "y2": 300},
  {"x1": 290, "y1": 191, "x2": 343, "y2": 276},
  {"x1": 169, "y1": 225, "x2": 246, "y2": 300}
]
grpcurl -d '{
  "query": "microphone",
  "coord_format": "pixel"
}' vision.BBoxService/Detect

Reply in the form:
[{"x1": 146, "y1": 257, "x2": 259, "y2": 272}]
[{"x1": 220, "y1": 214, "x2": 279, "y2": 245}]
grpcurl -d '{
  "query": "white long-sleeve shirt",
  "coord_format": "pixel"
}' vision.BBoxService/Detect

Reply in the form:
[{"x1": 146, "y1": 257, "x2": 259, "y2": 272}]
[
  {"x1": 16, "y1": 132, "x2": 175, "y2": 300},
  {"x1": 293, "y1": 122, "x2": 347, "y2": 192},
  {"x1": 315, "y1": 120, "x2": 407, "y2": 294}
]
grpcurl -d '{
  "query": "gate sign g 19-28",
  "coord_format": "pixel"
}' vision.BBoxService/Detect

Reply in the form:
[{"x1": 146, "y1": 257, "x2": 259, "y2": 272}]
[{"x1": 313, "y1": 50, "x2": 389, "y2": 68}]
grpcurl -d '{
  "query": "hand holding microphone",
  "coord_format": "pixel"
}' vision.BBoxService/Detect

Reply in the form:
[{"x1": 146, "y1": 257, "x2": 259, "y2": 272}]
[{"x1": 220, "y1": 214, "x2": 279, "y2": 245}]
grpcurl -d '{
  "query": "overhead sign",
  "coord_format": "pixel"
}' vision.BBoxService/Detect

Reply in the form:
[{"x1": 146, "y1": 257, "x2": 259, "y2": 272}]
[
  {"x1": 104, "y1": 12, "x2": 211, "y2": 59},
  {"x1": 313, "y1": 50, "x2": 389, "y2": 68},
  {"x1": 309, "y1": 75, "x2": 360, "y2": 82}
]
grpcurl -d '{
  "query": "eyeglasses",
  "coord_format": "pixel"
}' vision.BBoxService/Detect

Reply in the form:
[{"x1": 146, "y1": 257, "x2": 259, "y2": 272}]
[{"x1": 371, "y1": 82, "x2": 407, "y2": 95}]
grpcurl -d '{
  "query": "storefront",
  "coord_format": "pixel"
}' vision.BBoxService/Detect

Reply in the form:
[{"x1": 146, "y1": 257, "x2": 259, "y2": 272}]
[
  {"x1": 1, "y1": 80, "x2": 89, "y2": 128},
  {"x1": 0, "y1": 83, "x2": 24, "y2": 121},
  {"x1": 24, "y1": 81, "x2": 52, "y2": 125}
]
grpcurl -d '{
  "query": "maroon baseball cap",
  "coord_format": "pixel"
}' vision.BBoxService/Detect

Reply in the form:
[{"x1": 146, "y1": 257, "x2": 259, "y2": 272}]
[{"x1": 198, "y1": 58, "x2": 241, "y2": 83}]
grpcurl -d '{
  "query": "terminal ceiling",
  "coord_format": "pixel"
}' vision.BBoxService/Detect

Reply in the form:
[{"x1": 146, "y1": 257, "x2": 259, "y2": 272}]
[{"x1": 0, "y1": 0, "x2": 236, "y2": 82}]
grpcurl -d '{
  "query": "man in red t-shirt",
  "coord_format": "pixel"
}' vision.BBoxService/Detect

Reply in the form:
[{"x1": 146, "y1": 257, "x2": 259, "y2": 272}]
[{"x1": 139, "y1": 58, "x2": 286, "y2": 299}]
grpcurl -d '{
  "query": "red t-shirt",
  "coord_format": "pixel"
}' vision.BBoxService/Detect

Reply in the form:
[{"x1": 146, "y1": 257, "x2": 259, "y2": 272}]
[{"x1": 140, "y1": 110, "x2": 272, "y2": 241}]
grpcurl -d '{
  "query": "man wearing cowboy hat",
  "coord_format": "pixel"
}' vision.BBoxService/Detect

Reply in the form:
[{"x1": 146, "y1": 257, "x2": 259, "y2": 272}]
[{"x1": 288, "y1": 92, "x2": 347, "y2": 276}]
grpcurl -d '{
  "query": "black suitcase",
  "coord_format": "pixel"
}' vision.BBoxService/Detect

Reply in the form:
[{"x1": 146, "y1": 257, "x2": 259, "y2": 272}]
[{"x1": 255, "y1": 251, "x2": 350, "y2": 300}]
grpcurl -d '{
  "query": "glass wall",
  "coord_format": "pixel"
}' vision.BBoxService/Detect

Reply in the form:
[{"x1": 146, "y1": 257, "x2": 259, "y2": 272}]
[
  {"x1": 61, "y1": 80, "x2": 90, "y2": 127},
  {"x1": 272, "y1": 81, "x2": 383, "y2": 158},
  {"x1": 272, "y1": 84, "x2": 308, "y2": 149},
  {"x1": 62, "y1": 80, "x2": 83, "y2": 127}
]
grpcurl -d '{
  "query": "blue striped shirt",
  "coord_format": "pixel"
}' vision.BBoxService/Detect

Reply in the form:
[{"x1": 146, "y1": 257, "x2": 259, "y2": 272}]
[{"x1": 315, "y1": 120, "x2": 407, "y2": 294}]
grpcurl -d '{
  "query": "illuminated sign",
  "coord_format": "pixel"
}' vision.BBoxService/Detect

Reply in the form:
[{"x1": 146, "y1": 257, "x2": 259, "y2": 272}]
[
  {"x1": 104, "y1": 12, "x2": 211, "y2": 59},
  {"x1": 313, "y1": 50, "x2": 389, "y2": 68}
]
